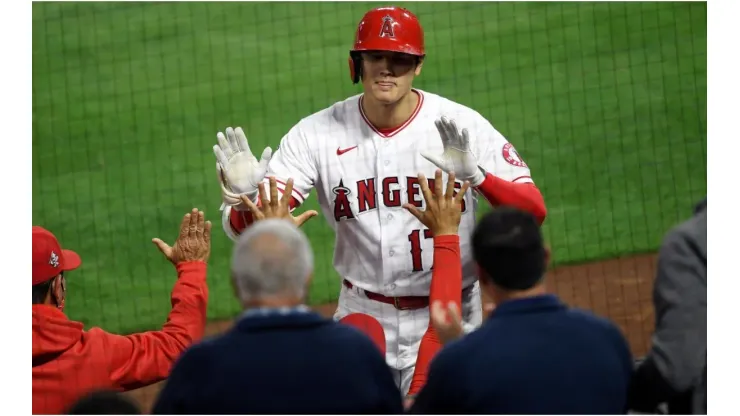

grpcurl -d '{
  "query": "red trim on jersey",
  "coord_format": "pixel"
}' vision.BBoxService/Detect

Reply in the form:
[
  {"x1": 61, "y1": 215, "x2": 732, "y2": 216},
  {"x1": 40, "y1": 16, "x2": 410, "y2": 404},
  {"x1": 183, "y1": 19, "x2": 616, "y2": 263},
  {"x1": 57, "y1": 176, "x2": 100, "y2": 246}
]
[
  {"x1": 376, "y1": 127, "x2": 397, "y2": 136},
  {"x1": 475, "y1": 173, "x2": 547, "y2": 225},
  {"x1": 228, "y1": 194, "x2": 301, "y2": 235},
  {"x1": 358, "y1": 89, "x2": 424, "y2": 138},
  {"x1": 229, "y1": 208, "x2": 250, "y2": 234},
  {"x1": 407, "y1": 235, "x2": 462, "y2": 397},
  {"x1": 511, "y1": 175, "x2": 533, "y2": 183}
]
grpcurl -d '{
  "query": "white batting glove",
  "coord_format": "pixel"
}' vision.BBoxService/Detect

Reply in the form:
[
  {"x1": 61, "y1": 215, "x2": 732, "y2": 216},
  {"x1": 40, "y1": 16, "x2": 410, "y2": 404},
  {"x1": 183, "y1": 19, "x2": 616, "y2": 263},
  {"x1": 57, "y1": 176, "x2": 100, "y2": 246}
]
[
  {"x1": 217, "y1": 163, "x2": 244, "y2": 208},
  {"x1": 421, "y1": 117, "x2": 486, "y2": 187},
  {"x1": 213, "y1": 127, "x2": 272, "y2": 208}
]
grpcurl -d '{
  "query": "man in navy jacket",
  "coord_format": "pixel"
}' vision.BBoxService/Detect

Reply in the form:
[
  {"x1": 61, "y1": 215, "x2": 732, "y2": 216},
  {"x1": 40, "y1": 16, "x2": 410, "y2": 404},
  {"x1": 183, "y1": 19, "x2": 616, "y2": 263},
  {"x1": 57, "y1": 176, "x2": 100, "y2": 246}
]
[
  {"x1": 410, "y1": 207, "x2": 634, "y2": 414},
  {"x1": 153, "y1": 192, "x2": 403, "y2": 414}
]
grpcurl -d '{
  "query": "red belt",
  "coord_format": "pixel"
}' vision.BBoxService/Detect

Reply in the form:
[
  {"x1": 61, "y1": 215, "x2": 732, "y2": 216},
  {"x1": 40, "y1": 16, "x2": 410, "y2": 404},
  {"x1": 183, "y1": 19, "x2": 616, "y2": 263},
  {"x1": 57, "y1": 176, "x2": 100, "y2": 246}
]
[{"x1": 343, "y1": 280, "x2": 431, "y2": 310}]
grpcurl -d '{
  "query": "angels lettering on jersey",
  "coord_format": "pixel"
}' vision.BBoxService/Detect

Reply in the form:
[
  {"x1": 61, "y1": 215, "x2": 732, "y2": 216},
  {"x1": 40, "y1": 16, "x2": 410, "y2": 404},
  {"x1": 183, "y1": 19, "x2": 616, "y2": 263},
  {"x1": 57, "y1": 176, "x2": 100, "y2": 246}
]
[{"x1": 331, "y1": 176, "x2": 468, "y2": 223}]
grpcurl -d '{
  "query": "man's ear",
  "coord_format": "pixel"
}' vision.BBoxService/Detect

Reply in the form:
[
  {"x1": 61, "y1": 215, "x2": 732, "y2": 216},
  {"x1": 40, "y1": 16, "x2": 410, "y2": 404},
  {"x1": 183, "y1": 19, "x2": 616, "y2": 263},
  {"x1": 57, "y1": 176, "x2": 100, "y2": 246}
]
[
  {"x1": 414, "y1": 58, "x2": 424, "y2": 76},
  {"x1": 476, "y1": 264, "x2": 491, "y2": 290},
  {"x1": 304, "y1": 273, "x2": 314, "y2": 293},
  {"x1": 230, "y1": 274, "x2": 242, "y2": 302}
]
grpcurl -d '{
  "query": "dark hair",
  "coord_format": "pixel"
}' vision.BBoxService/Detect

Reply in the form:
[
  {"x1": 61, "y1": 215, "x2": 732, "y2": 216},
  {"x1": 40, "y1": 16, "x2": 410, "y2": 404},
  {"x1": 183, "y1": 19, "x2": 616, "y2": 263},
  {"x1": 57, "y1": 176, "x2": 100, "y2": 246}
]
[
  {"x1": 472, "y1": 207, "x2": 546, "y2": 290},
  {"x1": 66, "y1": 390, "x2": 140, "y2": 415},
  {"x1": 32, "y1": 279, "x2": 53, "y2": 304}
]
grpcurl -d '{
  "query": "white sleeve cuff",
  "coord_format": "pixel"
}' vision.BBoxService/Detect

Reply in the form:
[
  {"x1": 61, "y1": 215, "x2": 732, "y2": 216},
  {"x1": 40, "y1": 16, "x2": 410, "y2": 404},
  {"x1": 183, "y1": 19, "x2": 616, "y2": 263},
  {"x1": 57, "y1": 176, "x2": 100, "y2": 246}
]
[{"x1": 221, "y1": 206, "x2": 241, "y2": 242}]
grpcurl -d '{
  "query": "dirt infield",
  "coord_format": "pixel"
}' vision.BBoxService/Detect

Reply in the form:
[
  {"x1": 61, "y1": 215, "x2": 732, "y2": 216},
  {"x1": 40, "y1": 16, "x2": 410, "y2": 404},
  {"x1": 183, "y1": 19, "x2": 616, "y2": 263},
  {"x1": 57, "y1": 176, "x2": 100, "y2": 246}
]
[{"x1": 125, "y1": 253, "x2": 658, "y2": 413}]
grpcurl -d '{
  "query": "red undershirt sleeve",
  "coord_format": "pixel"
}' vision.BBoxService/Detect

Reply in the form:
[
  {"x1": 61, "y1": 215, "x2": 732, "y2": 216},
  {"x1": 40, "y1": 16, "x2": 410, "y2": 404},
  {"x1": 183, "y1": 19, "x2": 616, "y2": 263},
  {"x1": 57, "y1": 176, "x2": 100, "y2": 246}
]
[
  {"x1": 407, "y1": 235, "x2": 462, "y2": 397},
  {"x1": 475, "y1": 172, "x2": 547, "y2": 225}
]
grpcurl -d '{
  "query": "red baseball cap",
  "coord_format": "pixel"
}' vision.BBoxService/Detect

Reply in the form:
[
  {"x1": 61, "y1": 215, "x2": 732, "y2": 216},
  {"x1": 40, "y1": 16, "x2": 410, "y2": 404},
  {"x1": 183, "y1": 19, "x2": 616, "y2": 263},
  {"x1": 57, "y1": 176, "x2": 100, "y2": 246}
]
[{"x1": 32, "y1": 226, "x2": 82, "y2": 285}]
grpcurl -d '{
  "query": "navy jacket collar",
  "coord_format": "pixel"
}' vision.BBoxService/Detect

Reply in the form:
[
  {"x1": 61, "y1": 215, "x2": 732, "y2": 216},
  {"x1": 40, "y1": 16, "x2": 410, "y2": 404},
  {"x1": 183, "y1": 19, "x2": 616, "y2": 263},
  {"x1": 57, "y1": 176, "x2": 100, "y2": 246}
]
[
  {"x1": 490, "y1": 294, "x2": 565, "y2": 317},
  {"x1": 236, "y1": 307, "x2": 329, "y2": 332}
]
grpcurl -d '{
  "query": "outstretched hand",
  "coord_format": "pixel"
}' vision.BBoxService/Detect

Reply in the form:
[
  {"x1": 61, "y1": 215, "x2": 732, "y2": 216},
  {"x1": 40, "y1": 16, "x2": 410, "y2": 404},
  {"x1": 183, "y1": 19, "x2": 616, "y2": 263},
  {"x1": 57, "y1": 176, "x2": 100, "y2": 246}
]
[
  {"x1": 152, "y1": 208, "x2": 212, "y2": 265},
  {"x1": 403, "y1": 169, "x2": 470, "y2": 236},
  {"x1": 420, "y1": 116, "x2": 485, "y2": 187},
  {"x1": 213, "y1": 126, "x2": 273, "y2": 205},
  {"x1": 239, "y1": 177, "x2": 319, "y2": 228}
]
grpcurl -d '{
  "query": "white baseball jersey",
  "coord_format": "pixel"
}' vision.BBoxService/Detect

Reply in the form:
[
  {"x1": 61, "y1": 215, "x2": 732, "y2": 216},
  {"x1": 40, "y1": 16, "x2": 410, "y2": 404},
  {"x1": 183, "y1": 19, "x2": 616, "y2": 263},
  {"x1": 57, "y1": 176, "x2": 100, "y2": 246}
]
[{"x1": 225, "y1": 89, "x2": 534, "y2": 296}]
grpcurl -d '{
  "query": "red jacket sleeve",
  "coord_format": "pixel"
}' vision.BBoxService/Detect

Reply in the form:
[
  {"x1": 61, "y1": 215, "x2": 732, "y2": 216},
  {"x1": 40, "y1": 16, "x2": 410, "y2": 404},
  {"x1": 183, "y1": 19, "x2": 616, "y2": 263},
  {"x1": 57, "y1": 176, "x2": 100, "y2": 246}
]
[
  {"x1": 475, "y1": 172, "x2": 547, "y2": 225},
  {"x1": 407, "y1": 235, "x2": 462, "y2": 397},
  {"x1": 97, "y1": 261, "x2": 209, "y2": 390}
]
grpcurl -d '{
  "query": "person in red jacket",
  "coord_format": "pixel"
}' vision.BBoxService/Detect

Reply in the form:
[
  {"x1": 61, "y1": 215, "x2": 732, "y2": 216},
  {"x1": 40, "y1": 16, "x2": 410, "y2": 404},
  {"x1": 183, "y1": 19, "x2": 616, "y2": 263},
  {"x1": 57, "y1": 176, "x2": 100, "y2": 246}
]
[{"x1": 32, "y1": 208, "x2": 212, "y2": 415}]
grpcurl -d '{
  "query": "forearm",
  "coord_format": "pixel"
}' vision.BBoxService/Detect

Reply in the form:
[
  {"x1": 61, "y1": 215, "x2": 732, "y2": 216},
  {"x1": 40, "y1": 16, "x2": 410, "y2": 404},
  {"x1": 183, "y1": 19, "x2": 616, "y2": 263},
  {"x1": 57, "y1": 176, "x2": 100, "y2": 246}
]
[
  {"x1": 407, "y1": 235, "x2": 462, "y2": 396},
  {"x1": 475, "y1": 173, "x2": 547, "y2": 224},
  {"x1": 108, "y1": 261, "x2": 208, "y2": 389},
  {"x1": 428, "y1": 235, "x2": 462, "y2": 307},
  {"x1": 162, "y1": 261, "x2": 209, "y2": 342}
]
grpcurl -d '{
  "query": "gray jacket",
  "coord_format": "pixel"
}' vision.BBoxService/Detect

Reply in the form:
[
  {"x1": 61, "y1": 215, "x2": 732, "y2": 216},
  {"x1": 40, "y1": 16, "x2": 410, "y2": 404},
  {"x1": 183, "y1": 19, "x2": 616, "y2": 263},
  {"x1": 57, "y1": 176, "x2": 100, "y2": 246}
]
[{"x1": 629, "y1": 199, "x2": 707, "y2": 414}]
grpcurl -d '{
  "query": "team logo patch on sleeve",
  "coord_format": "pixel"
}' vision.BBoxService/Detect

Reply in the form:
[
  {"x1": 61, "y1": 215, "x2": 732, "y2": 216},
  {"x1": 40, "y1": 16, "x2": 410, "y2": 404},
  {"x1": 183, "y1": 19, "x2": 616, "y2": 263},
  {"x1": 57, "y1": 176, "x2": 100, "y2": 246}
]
[{"x1": 502, "y1": 143, "x2": 528, "y2": 168}]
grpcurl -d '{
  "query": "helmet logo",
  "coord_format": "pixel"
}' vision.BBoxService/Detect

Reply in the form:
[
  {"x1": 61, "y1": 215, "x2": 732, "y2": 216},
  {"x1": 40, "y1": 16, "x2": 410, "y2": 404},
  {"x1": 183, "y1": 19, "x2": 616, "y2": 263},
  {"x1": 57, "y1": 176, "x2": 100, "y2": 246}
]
[{"x1": 379, "y1": 15, "x2": 396, "y2": 38}]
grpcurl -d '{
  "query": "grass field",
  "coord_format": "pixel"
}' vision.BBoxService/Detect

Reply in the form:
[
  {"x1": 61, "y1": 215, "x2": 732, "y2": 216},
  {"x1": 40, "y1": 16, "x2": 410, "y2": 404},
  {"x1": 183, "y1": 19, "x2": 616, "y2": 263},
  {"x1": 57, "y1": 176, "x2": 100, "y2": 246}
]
[{"x1": 32, "y1": 2, "x2": 707, "y2": 334}]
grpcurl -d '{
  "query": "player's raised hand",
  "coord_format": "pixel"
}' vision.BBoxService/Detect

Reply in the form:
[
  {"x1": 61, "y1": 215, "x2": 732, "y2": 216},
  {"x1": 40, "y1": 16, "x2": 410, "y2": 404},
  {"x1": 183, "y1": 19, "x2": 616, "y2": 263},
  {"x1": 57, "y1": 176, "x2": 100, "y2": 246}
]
[
  {"x1": 403, "y1": 169, "x2": 470, "y2": 236},
  {"x1": 420, "y1": 116, "x2": 485, "y2": 187},
  {"x1": 214, "y1": 126, "x2": 273, "y2": 206},
  {"x1": 152, "y1": 208, "x2": 212, "y2": 265},
  {"x1": 239, "y1": 177, "x2": 319, "y2": 228}
]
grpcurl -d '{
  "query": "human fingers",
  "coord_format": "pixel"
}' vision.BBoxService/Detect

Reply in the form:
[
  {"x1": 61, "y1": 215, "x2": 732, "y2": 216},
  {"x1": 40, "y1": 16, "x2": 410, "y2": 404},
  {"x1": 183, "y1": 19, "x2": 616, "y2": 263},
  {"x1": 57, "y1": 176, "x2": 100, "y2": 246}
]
[
  {"x1": 188, "y1": 208, "x2": 198, "y2": 238},
  {"x1": 434, "y1": 169, "x2": 444, "y2": 199},
  {"x1": 269, "y1": 177, "x2": 279, "y2": 208},
  {"x1": 403, "y1": 203, "x2": 424, "y2": 223},
  {"x1": 417, "y1": 173, "x2": 434, "y2": 205},
  {"x1": 454, "y1": 181, "x2": 471, "y2": 205},
  {"x1": 445, "y1": 172, "x2": 456, "y2": 201},
  {"x1": 293, "y1": 210, "x2": 319, "y2": 227}
]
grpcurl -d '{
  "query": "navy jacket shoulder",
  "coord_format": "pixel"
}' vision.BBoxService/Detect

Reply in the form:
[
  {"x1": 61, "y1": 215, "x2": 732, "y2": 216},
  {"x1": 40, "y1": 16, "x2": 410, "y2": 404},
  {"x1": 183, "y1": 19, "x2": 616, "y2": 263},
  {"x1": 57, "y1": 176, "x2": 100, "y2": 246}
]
[
  {"x1": 411, "y1": 295, "x2": 633, "y2": 415},
  {"x1": 152, "y1": 310, "x2": 402, "y2": 414}
]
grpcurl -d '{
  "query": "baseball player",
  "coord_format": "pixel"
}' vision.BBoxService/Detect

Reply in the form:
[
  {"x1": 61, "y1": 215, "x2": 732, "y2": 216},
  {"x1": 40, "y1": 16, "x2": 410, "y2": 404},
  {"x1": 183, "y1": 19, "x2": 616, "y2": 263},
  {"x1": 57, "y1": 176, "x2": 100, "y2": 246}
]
[{"x1": 213, "y1": 6, "x2": 547, "y2": 396}]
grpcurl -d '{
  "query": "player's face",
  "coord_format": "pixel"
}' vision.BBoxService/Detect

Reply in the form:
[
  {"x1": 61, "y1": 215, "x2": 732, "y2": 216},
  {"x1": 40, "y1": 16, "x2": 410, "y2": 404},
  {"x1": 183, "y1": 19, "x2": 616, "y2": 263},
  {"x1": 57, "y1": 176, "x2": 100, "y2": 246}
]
[{"x1": 360, "y1": 51, "x2": 422, "y2": 104}]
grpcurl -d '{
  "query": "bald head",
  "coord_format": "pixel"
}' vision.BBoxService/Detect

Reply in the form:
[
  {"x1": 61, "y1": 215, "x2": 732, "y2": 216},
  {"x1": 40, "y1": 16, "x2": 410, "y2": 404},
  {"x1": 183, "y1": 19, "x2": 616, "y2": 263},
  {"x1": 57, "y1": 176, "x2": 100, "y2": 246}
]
[{"x1": 231, "y1": 219, "x2": 314, "y2": 304}]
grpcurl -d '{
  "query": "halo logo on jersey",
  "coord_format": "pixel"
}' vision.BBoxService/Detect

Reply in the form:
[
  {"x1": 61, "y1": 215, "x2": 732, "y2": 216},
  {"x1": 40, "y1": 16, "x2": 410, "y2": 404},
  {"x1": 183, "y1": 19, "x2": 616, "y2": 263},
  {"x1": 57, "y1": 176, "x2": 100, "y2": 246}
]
[
  {"x1": 502, "y1": 143, "x2": 528, "y2": 168},
  {"x1": 379, "y1": 15, "x2": 396, "y2": 38},
  {"x1": 332, "y1": 180, "x2": 355, "y2": 221}
]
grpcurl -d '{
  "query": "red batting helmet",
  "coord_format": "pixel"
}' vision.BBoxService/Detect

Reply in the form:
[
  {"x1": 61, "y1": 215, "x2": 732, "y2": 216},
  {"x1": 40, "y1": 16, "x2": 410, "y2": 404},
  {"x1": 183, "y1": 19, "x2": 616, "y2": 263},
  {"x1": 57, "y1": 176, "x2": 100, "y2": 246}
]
[{"x1": 348, "y1": 6, "x2": 425, "y2": 84}]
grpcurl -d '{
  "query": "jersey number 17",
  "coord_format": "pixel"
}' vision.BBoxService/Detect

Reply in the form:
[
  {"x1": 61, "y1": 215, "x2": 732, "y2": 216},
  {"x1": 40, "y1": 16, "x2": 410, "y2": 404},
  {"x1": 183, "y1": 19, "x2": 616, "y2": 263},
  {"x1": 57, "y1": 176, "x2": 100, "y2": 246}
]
[{"x1": 408, "y1": 228, "x2": 433, "y2": 272}]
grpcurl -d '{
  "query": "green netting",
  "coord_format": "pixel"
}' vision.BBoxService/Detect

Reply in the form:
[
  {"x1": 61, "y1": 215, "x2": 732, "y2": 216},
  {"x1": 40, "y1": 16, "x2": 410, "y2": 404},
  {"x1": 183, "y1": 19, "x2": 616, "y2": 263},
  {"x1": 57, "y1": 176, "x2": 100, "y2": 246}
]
[{"x1": 32, "y1": 2, "x2": 706, "y2": 333}]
